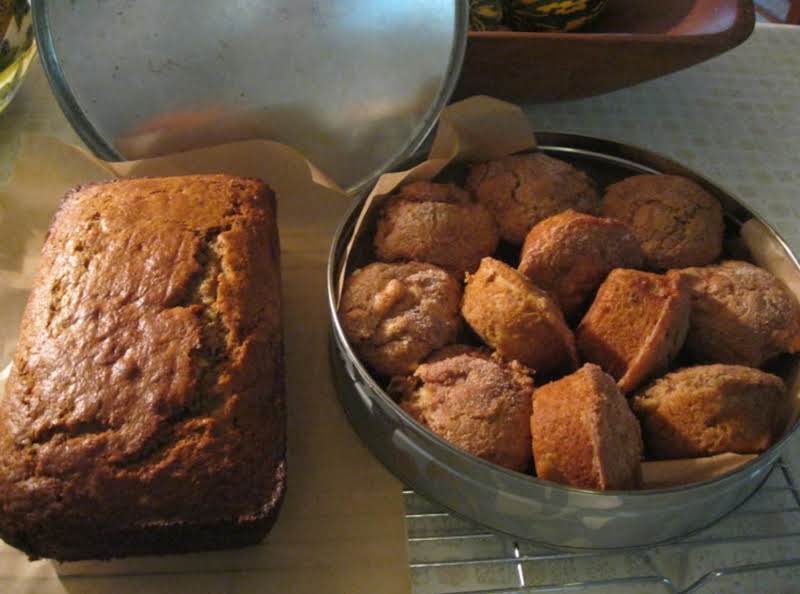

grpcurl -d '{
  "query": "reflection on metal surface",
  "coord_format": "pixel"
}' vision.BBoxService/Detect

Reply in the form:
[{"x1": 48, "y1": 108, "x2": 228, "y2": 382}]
[{"x1": 33, "y1": 0, "x2": 467, "y2": 192}]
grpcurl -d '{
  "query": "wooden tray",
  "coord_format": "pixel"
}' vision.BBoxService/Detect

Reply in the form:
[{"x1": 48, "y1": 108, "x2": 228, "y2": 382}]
[{"x1": 456, "y1": 0, "x2": 755, "y2": 102}]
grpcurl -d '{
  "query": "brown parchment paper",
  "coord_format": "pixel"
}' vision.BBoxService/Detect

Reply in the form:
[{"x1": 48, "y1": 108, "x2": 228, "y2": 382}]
[
  {"x1": 337, "y1": 96, "x2": 800, "y2": 490},
  {"x1": 0, "y1": 135, "x2": 411, "y2": 594}
]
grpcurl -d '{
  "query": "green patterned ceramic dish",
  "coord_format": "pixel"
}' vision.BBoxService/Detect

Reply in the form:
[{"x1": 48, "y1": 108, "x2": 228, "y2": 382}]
[
  {"x1": 0, "y1": 0, "x2": 35, "y2": 114},
  {"x1": 507, "y1": 0, "x2": 607, "y2": 32},
  {"x1": 470, "y1": 0, "x2": 505, "y2": 31}
]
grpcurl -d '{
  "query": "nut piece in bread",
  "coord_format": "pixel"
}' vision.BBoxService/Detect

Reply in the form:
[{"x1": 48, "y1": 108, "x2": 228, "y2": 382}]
[
  {"x1": 339, "y1": 261, "x2": 461, "y2": 376},
  {"x1": 0, "y1": 175, "x2": 285, "y2": 561},
  {"x1": 462, "y1": 257, "x2": 578, "y2": 376},
  {"x1": 390, "y1": 346, "x2": 535, "y2": 472},
  {"x1": 373, "y1": 181, "x2": 499, "y2": 276},
  {"x1": 518, "y1": 209, "x2": 645, "y2": 321},
  {"x1": 601, "y1": 174, "x2": 724, "y2": 270},
  {"x1": 680, "y1": 260, "x2": 800, "y2": 367},
  {"x1": 532, "y1": 363, "x2": 643, "y2": 490},
  {"x1": 466, "y1": 153, "x2": 598, "y2": 244},
  {"x1": 632, "y1": 364, "x2": 786, "y2": 458},
  {"x1": 576, "y1": 269, "x2": 690, "y2": 393}
]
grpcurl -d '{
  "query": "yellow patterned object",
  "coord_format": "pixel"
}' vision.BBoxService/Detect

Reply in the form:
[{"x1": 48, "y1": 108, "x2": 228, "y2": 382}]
[
  {"x1": 507, "y1": 0, "x2": 607, "y2": 32},
  {"x1": 0, "y1": 0, "x2": 35, "y2": 113},
  {"x1": 469, "y1": 0, "x2": 505, "y2": 31}
]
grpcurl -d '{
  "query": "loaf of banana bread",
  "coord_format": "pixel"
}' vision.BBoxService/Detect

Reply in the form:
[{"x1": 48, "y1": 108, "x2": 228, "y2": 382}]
[{"x1": 0, "y1": 175, "x2": 286, "y2": 560}]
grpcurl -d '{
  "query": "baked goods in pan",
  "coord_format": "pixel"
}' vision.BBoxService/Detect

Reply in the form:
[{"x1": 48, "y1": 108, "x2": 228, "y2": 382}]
[
  {"x1": 462, "y1": 257, "x2": 578, "y2": 376},
  {"x1": 632, "y1": 365, "x2": 786, "y2": 458},
  {"x1": 576, "y1": 269, "x2": 690, "y2": 393},
  {"x1": 532, "y1": 363, "x2": 643, "y2": 490},
  {"x1": 373, "y1": 181, "x2": 499, "y2": 276},
  {"x1": 601, "y1": 174, "x2": 724, "y2": 270},
  {"x1": 340, "y1": 261, "x2": 462, "y2": 376},
  {"x1": 680, "y1": 260, "x2": 800, "y2": 367},
  {"x1": 518, "y1": 209, "x2": 645, "y2": 321},
  {"x1": 338, "y1": 145, "x2": 800, "y2": 493},
  {"x1": 0, "y1": 175, "x2": 285, "y2": 561},
  {"x1": 390, "y1": 346, "x2": 535, "y2": 472},
  {"x1": 466, "y1": 153, "x2": 598, "y2": 244}
]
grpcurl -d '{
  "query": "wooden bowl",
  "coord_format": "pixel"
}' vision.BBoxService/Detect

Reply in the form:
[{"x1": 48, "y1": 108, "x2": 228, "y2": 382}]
[{"x1": 456, "y1": 0, "x2": 755, "y2": 102}]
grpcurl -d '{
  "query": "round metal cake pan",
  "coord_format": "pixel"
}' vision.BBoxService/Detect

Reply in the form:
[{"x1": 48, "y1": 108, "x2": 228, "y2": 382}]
[{"x1": 327, "y1": 132, "x2": 800, "y2": 549}]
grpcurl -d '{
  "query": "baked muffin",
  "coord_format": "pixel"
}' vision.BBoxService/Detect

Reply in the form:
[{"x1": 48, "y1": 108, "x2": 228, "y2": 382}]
[
  {"x1": 462, "y1": 257, "x2": 578, "y2": 376},
  {"x1": 339, "y1": 262, "x2": 461, "y2": 376},
  {"x1": 632, "y1": 365, "x2": 786, "y2": 458},
  {"x1": 680, "y1": 260, "x2": 800, "y2": 367},
  {"x1": 576, "y1": 269, "x2": 690, "y2": 393},
  {"x1": 373, "y1": 181, "x2": 499, "y2": 276},
  {"x1": 518, "y1": 210, "x2": 645, "y2": 321},
  {"x1": 466, "y1": 153, "x2": 598, "y2": 244},
  {"x1": 532, "y1": 364, "x2": 643, "y2": 490},
  {"x1": 601, "y1": 175, "x2": 724, "y2": 270},
  {"x1": 390, "y1": 346, "x2": 535, "y2": 472}
]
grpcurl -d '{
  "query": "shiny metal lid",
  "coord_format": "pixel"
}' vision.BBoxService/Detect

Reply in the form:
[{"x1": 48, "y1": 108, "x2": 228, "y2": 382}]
[{"x1": 33, "y1": 0, "x2": 467, "y2": 193}]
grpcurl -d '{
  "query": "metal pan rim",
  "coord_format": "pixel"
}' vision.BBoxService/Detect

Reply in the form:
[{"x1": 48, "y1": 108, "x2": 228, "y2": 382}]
[{"x1": 32, "y1": 0, "x2": 122, "y2": 161}]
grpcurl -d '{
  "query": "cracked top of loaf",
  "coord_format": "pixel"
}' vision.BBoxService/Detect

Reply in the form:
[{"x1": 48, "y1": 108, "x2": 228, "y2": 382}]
[{"x1": 0, "y1": 174, "x2": 285, "y2": 560}]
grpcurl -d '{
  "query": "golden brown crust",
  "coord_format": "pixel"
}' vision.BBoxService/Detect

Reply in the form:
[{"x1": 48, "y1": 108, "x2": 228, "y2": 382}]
[
  {"x1": 518, "y1": 210, "x2": 645, "y2": 321},
  {"x1": 0, "y1": 175, "x2": 285, "y2": 560},
  {"x1": 532, "y1": 364, "x2": 642, "y2": 490},
  {"x1": 373, "y1": 181, "x2": 498, "y2": 276},
  {"x1": 390, "y1": 346, "x2": 535, "y2": 472},
  {"x1": 680, "y1": 260, "x2": 800, "y2": 367},
  {"x1": 576, "y1": 269, "x2": 690, "y2": 393},
  {"x1": 632, "y1": 364, "x2": 786, "y2": 458},
  {"x1": 462, "y1": 258, "x2": 578, "y2": 376},
  {"x1": 339, "y1": 261, "x2": 462, "y2": 376},
  {"x1": 601, "y1": 174, "x2": 724, "y2": 270},
  {"x1": 466, "y1": 153, "x2": 599, "y2": 244}
]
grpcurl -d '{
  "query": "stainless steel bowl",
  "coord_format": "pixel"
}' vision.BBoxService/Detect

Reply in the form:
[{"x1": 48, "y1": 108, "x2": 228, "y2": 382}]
[{"x1": 327, "y1": 132, "x2": 800, "y2": 549}]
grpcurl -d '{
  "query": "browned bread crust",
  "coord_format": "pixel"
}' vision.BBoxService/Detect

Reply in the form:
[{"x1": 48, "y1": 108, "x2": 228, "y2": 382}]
[
  {"x1": 390, "y1": 346, "x2": 535, "y2": 472},
  {"x1": 0, "y1": 175, "x2": 285, "y2": 561},
  {"x1": 466, "y1": 153, "x2": 598, "y2": 244},
  {"x1": 339, "y1": 261, "x2": 462, "y2": 376},
  {"x1": 576, "y1": 269, "x2": 690, "y2": 393},
  {"x1": 462, "y1": 257, "x2": 578, "y2": 377},
  {"x1": 601, "y1": 174, "x2": 723, "y2": 270},
  {"x1": 518, "y1": 209, "x2": 645, "y2": 321},
  {"x1": 373, "y1": 181, "x2": 498, "y2": 276},
  {"x1": 680, "y1": 260, "x2": 800, "y2": 367},
  {"x1": 532, "y1": 364, "x2": 642, "y2": 490},
  {"x1": 632, "y1": 364, "x2": 786, "y2": 458}
]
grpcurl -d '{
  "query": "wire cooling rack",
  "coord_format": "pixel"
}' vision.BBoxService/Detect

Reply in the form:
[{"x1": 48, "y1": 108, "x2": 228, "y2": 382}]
[{"x1": 405, "y1": 460, "x2": 800, "y2": 594}]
